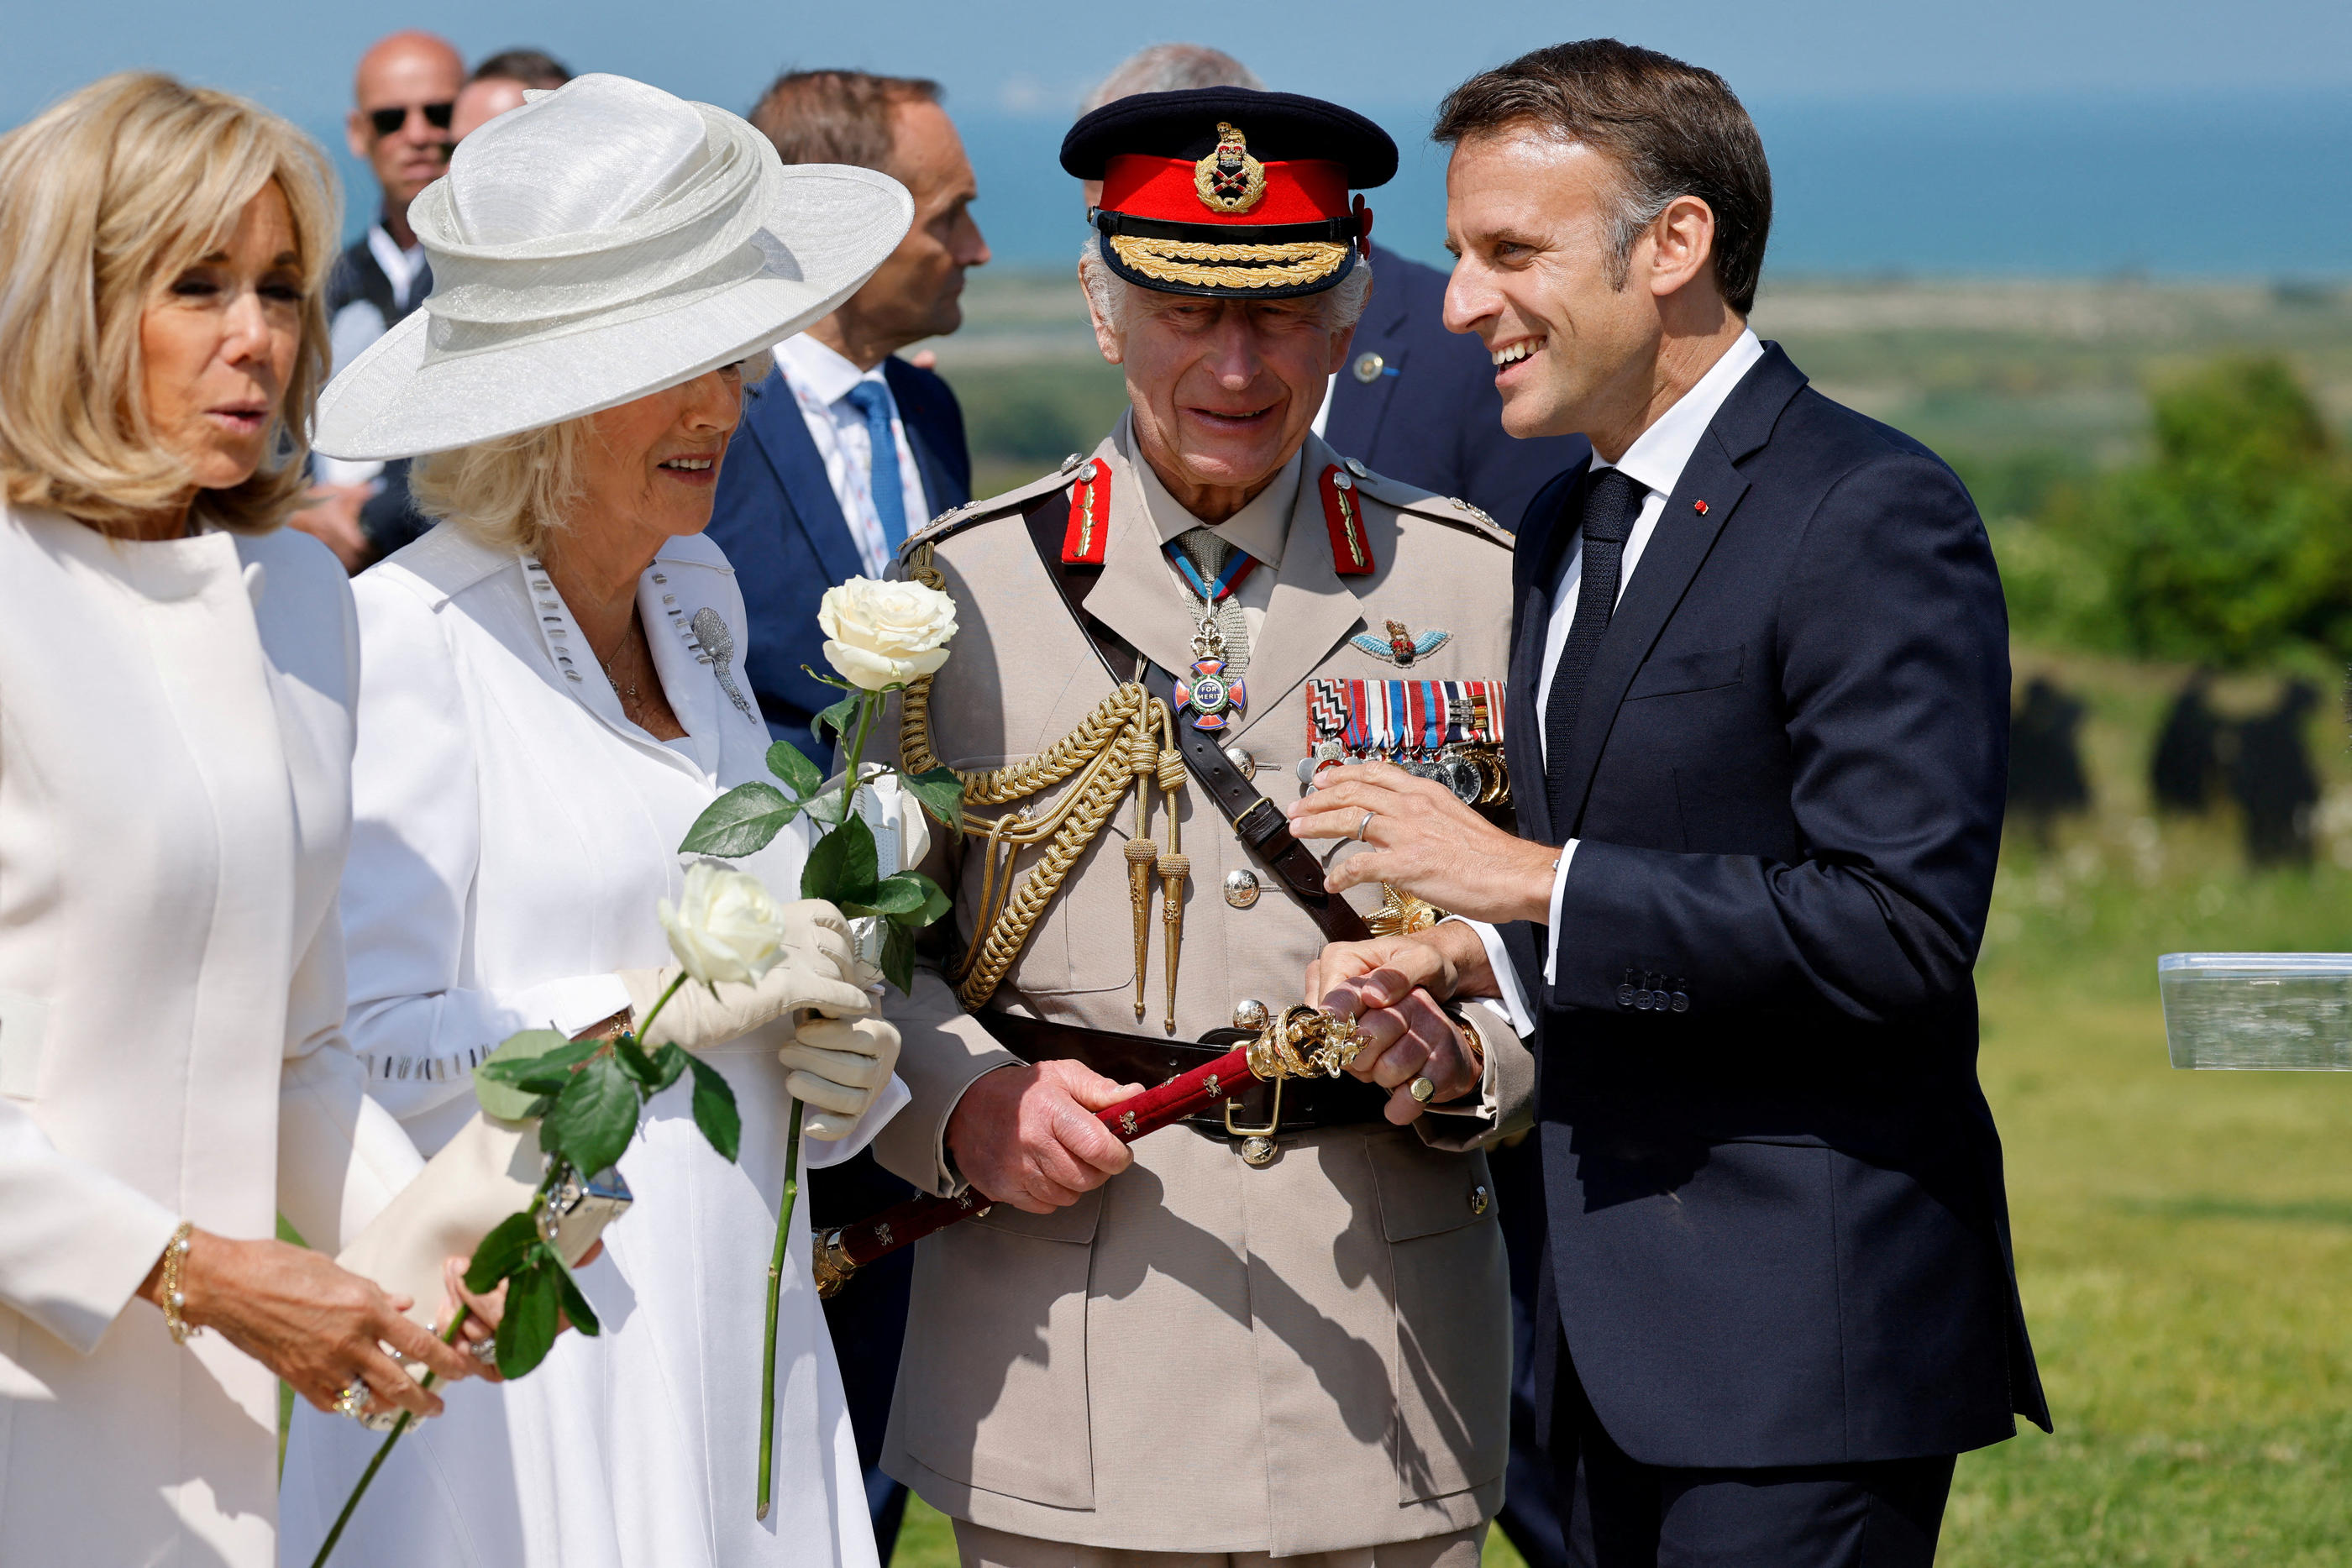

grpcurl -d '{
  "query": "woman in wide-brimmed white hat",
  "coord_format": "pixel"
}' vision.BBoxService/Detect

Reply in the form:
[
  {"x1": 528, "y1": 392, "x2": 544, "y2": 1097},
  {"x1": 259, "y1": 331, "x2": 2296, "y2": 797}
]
[{"x1": 278, "y1": 74, "x2": 916, "y2": 1568}]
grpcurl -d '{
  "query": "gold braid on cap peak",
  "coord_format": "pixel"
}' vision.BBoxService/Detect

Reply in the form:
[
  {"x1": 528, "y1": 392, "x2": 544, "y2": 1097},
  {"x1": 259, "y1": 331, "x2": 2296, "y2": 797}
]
[
  {"x1": 1109, "y1": 234, "x2": 1350, "y2": 291},
  {"x1": 899, "y1": 542, "x2": 1191, "y2": 1030}
]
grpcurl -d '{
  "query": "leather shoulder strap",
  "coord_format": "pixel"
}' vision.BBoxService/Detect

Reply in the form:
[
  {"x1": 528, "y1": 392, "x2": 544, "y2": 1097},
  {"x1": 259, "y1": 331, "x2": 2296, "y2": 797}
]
[{"x1": 1018, "y1": 499, "x2": 1372, "y2": 946}]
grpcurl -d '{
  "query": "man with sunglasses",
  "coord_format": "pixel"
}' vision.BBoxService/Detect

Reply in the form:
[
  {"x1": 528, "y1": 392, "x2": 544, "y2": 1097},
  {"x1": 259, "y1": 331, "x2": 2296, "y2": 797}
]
[{"x1": 297, "y1": 30, "x2": 464, "y2": 572}]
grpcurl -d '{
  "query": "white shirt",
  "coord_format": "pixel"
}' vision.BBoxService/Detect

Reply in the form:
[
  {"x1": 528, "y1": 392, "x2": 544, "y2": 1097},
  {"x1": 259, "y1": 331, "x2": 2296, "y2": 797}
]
[
  {"x1": 775, "y1": 333, "x2": 933, "y2": 579},
  {"x1": 367, "y1": 222, "x2": 430, "y2": 314},
  {"x1": 1476, "y1": 328, "x2": 1767, "y2": 1030}
]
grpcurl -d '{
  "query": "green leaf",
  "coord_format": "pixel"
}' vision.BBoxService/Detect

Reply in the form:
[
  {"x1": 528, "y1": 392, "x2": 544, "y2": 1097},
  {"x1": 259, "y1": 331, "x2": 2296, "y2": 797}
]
[
  {"x1": 461, "y1": 1210, "x2": 541, "y2": 1295},
  {"x1": 764, "y1": 741, "x2": 825, "y2": 803},
  {"x1": 552, "y1": 1258, "x2": 601, "y2": 1337},
  {"x1": 879, "y1": 920, "x2": 916, "y2": 996},
  {"x1": 539, "y1": 1056, "x2": 641, "y2": 1181},
  {"x1": 801, "y1": 789, "x2": 849, "y2": 828},
  {"x1": 474, "y1": 1033, "x2": 601, "y2": 1117},
  {"x1": 679, "y1": 781, "x2": 799, "y2": 858},
  {"x1": 884, "y1": 870, "x2": 953, "y2": 929},
  {"x1": 900, "y1": 765, "x2": 965, "y2": 827},
  {"x1": 809, "y1": 692, "x2": 859, "y2": 749},
  {"x1": 493, "y1": 1255, "x2": 563, "y2": 1377},
  {"x1": 848, "y1": 871, "x2": 930, "y2": 917},
  {"x1": 802, "y1": 814, "x2": 879, "y2": 905},
  {"x1": 649, "y1": 1041, "x2": 691, "y2": 1093},
  {"x1": 684, "y1": 1055, "x2": 742, "y2": 1162},
  {"x1": 611, "y1": 1031, "x2": 665, "y2": 1091}
]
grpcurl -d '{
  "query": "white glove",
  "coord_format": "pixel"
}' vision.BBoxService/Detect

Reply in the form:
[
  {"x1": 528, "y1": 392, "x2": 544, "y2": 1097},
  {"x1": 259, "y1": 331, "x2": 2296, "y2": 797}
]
[
  {"x1": 778, "y1": 1015, "x2": 901, "y2": 1140},
  {"x1": 619, "y1": 899, "x2": 871, "y2": 1051}
]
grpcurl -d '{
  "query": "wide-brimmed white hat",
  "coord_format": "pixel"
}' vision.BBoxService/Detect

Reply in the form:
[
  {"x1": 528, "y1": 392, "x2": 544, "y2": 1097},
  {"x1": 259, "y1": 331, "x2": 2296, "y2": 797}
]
[{"x1": 313, "y1": 73, "x2": 912, "y2": 460}]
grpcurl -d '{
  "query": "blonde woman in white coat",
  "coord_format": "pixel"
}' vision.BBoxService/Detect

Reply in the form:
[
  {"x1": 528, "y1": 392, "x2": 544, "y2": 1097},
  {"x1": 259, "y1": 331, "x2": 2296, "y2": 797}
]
[
  {"x1": 277, "y1": 76, "x2": 918, "y2": 1568},
  {"x1": 0, "y1": 76, "x2": 486, "y2": 1567}
]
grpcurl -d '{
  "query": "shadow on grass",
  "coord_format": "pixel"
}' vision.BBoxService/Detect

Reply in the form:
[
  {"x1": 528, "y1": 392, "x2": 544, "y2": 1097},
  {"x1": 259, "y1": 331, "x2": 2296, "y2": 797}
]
[{"x1": 2115, "y1": 1195, "x2": 2352, "y2": 1227}]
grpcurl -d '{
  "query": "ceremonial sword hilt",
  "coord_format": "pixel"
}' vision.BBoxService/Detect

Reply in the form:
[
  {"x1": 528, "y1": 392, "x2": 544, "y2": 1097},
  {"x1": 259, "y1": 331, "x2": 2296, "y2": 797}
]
[{"x1": 809, "y1": 1005, "x2": 1363, "y2": 1298}]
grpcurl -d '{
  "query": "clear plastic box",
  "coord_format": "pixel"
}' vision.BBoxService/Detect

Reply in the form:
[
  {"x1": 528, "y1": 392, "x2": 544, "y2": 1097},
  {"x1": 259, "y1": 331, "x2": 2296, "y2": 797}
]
[{"x1": 2157, "y1": 952, "x2": 2352, "y2": 1070}]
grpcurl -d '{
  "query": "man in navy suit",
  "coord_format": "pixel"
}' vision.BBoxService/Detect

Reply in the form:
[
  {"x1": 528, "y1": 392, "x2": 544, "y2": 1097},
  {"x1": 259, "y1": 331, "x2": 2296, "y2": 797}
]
[
  {"x1": 1289, "y1": 41, "x2": 2048, "y2": 1566},
  {"x1": 711, "y1": 68, "x2": 987, "y2": 768},
  {"x1": 706, "y1": 67, "x2": 989, "y2": 1562}
]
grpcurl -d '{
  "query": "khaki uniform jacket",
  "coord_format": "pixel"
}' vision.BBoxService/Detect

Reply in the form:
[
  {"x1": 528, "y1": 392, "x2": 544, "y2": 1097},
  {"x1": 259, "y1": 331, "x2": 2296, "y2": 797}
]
[{"x1": 871, "y1": 425, "x2": 1534, "y2": 1555}]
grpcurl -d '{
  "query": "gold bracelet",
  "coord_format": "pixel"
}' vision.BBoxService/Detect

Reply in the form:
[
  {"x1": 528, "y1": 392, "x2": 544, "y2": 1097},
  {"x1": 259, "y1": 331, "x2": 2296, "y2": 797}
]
[{"x1": 159, "y1": 1221, "x2": 201, "y2": 1345}]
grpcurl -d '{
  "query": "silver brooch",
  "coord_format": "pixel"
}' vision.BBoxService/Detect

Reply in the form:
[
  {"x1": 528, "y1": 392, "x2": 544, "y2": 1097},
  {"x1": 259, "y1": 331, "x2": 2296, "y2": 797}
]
[{"x1": 690, "y1": 607, "x2": 754, "y2": 721}]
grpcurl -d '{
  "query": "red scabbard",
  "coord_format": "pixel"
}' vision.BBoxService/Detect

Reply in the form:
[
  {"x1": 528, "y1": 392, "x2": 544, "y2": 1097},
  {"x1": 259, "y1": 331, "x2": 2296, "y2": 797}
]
[{"x1": 813, "y1": 1045, "x2": 1252, "y2": 1286}]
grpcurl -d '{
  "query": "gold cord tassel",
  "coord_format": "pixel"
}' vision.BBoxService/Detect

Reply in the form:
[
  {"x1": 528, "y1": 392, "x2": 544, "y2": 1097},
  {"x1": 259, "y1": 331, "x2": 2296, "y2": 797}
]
[{"x1": 1156, "y1": 740, "x2": 1189, "y2": 1034}]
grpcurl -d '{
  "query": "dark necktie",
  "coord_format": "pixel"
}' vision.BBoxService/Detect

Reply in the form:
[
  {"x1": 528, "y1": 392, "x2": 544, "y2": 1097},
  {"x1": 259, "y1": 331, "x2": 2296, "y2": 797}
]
[{"x1": 1543, "y1": 468, "x2": 1646, "y2": 827}]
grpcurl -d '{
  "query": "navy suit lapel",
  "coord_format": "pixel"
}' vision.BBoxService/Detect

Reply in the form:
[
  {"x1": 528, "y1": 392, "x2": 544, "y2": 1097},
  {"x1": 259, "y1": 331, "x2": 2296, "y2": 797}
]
[
  {"x1": 739, "y1": 367, "x2": 865, "y2": 588},
  {"x1": 1552, "y1": 345, "x2": 1808, "y2": 835}
]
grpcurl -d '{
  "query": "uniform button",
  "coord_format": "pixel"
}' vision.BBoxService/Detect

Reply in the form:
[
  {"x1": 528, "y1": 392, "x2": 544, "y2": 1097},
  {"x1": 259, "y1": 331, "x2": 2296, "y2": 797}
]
[
  {"x1": 1616, "y1": 985, "x2": 1635, "y2": 1009},
  {"x1": 1222, "y1": 743, "x2": 1256, "y2": 779},
  {"x1": 1352, "y1": 352, "x2": 1386, "y2": 385},
  {"x1": 1232, "y1": 998, "x2": 1271, "y2": 1031},
  {"x1": 1670, "y1": 992, "x2": 1690, "y2": 1013},
  {"x1": 1634, "y1": 990, "x2": 1653, "y2": 1010},
  {"x1": 1059, "y1": 452, "x2": 1084, "y2": 474},
  {"x1": 1239, "y1": 1136, "x2": 1278, "y2": 1167},
  {"x1": 1224, "y1": 868, "x2": 1261, "y2": 909},
  {"x1": 1469, "y1": 1184, "x2": 1492, "y2": 1217},
  {"x1": 1345, "y1": 456, "x2": 1369, "y2": 478}
]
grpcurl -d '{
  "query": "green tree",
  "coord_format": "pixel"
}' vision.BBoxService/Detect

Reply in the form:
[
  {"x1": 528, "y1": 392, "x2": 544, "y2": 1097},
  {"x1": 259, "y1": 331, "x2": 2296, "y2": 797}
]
[{"x1": 2044, "y1": 356, "x2": 2352, "y2": 666}]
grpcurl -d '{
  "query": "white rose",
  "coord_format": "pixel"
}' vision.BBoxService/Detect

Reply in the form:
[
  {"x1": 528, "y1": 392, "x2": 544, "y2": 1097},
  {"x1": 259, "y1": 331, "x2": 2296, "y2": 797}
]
[
  {"x1": 818, "y1": 576, "x2": 958, "y2": 691},
  {"x1": 659, "y1": 862, "x2": 790, "y2": 988}
]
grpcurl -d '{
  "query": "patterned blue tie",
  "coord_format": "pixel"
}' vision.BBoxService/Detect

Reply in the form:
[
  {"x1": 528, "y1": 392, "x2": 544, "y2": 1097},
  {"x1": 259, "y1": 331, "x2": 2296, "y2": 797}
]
[{"x1": 842, "y1": 380, "x2": 907, "y2": 554}]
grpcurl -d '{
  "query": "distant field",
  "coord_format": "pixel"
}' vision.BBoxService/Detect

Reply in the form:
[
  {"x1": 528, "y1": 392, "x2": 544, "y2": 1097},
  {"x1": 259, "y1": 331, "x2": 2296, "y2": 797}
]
[{"x1": 920, "y1": 271, "x2": 2352, "y2": 511}]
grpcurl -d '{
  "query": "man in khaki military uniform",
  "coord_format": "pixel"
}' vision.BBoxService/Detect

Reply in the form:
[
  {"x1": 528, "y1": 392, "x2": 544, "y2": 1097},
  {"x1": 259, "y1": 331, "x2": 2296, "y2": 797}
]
[{"x1": 867, "y1": 87, "x2": 1531, "y2": 1568}]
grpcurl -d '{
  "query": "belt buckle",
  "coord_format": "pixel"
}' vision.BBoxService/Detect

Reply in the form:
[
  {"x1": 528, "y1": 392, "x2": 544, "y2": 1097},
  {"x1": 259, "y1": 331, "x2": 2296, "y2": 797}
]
[{"x1": 1222, "y1": 1074, "x2": 1284, "y2": 1140}]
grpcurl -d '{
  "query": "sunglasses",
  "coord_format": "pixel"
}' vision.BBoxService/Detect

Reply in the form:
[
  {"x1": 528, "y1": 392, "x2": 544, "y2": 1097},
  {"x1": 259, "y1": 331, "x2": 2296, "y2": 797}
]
[{"x1": 367, "y1": 102, "x2": 454, "y2": 138}]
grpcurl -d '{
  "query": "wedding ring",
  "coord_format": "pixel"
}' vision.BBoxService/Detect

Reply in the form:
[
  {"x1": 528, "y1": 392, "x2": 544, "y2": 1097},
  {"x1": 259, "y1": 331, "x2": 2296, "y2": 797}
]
[
  {"x1": 333, "y1": 1375, "x2": 371, "y2": 1420},
  {"x1": 1409, "y1": 1076, "x2": 1437, "y2": 1104},
  {"x1": 1355, "y1": 810, "x2": 1374, "y2": 842}
]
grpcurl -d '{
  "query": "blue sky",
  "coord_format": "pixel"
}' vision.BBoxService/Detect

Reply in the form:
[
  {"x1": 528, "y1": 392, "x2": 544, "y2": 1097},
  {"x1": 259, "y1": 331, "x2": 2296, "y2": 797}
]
[{"x1": 7, "y1": 2, "x2": 2350, "y2": 274}]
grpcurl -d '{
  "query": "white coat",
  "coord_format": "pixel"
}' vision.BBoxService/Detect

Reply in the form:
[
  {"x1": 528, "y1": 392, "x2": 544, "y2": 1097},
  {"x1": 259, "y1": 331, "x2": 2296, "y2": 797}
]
[
  {"x1": 0, "y1": 505, "x2": 421, "y2": 1568},
  {"x1": 277, "y1": 522, "x2": 902, "y2": 1568}
]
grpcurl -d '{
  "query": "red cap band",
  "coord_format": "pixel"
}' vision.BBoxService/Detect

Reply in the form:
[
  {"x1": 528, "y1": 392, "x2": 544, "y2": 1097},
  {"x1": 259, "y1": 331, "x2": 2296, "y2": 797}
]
[{"x1": 1100, "y1": 155, "x2": 1352, "y2": 226}]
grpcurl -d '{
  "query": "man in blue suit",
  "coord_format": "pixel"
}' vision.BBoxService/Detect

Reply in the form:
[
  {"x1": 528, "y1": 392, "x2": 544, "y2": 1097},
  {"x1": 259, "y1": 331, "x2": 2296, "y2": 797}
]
[
  {"x1": 1290, "y1": 41, "x2": 2047, "y2": 1567},
  {"x1": 706, "y1": 68, "x2": 989, "y2": 1562},
  {"x1": 711, "y1": 68, "x2": 987, "y2": 768}
]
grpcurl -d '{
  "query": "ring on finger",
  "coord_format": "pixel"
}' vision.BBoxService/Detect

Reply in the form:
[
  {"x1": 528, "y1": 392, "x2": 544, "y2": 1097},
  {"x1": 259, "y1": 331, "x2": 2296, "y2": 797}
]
[
  {"x1": 1355, "y1": 810, "x2": 1375, "y2": 842},
  {"x1": 332, "y1": 1375, "x2": 370, "y2": 1420},
  {"x1": 1409, "y1": 1076, "x2": 1437, "y2": 1104}
]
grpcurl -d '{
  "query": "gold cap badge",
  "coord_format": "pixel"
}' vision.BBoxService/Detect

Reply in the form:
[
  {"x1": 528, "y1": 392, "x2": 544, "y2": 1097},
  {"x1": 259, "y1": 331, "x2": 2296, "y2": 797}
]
[{"x1": 1194, "y1": 122, "x2": 1267, "y2": 215}]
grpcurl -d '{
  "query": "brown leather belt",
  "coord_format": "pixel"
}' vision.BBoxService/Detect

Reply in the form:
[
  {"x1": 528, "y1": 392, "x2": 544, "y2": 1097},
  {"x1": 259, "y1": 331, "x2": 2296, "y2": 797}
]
[{"x1": 979, "y1": 1010, "x2": 1391, "y2": 1137}]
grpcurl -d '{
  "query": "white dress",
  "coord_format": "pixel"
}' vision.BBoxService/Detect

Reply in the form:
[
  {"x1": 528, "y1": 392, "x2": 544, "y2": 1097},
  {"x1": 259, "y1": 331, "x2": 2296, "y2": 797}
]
[
  {"x1": 277, "y1": 524, "x2": 902, "y2": 1568},
  {"x1": 0, "y1": 506, "x2": 420, "y2": 1568}
]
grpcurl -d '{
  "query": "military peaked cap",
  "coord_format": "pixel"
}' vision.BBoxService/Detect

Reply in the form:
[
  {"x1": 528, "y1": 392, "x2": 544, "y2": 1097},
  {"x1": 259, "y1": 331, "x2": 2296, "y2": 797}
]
[{"x1": 1063, "y1": 87, "x2": 1398, "y2": 301}]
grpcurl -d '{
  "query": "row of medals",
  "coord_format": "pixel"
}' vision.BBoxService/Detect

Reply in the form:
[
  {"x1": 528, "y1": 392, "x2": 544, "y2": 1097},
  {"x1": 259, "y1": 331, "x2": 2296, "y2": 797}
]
[{"x1": 1297, "y1": 692, "x2": 1510, "y2": 807}]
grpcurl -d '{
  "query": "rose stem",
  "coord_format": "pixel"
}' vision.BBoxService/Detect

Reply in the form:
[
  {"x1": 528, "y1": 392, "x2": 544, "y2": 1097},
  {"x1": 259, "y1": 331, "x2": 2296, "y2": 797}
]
[
  {"x1": 310, "y1": 1167, "x2": 564, "y2": 1568},
  {"x1": 756, "y1": 1098, "x2": 806, "y2": 1521}
]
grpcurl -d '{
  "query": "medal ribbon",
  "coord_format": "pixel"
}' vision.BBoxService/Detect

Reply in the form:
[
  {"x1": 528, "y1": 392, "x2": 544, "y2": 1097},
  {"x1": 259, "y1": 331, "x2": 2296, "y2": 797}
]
[
  {"x1": 1344, "y1": 679, "x2": 1370, "y2": 754},
  {"x1": 1420, "y1": 680, "x2": 1445, "y2": 753},
  {"x1": 1163, "y1": 541, "x2": 1258, "y2": 603}
]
